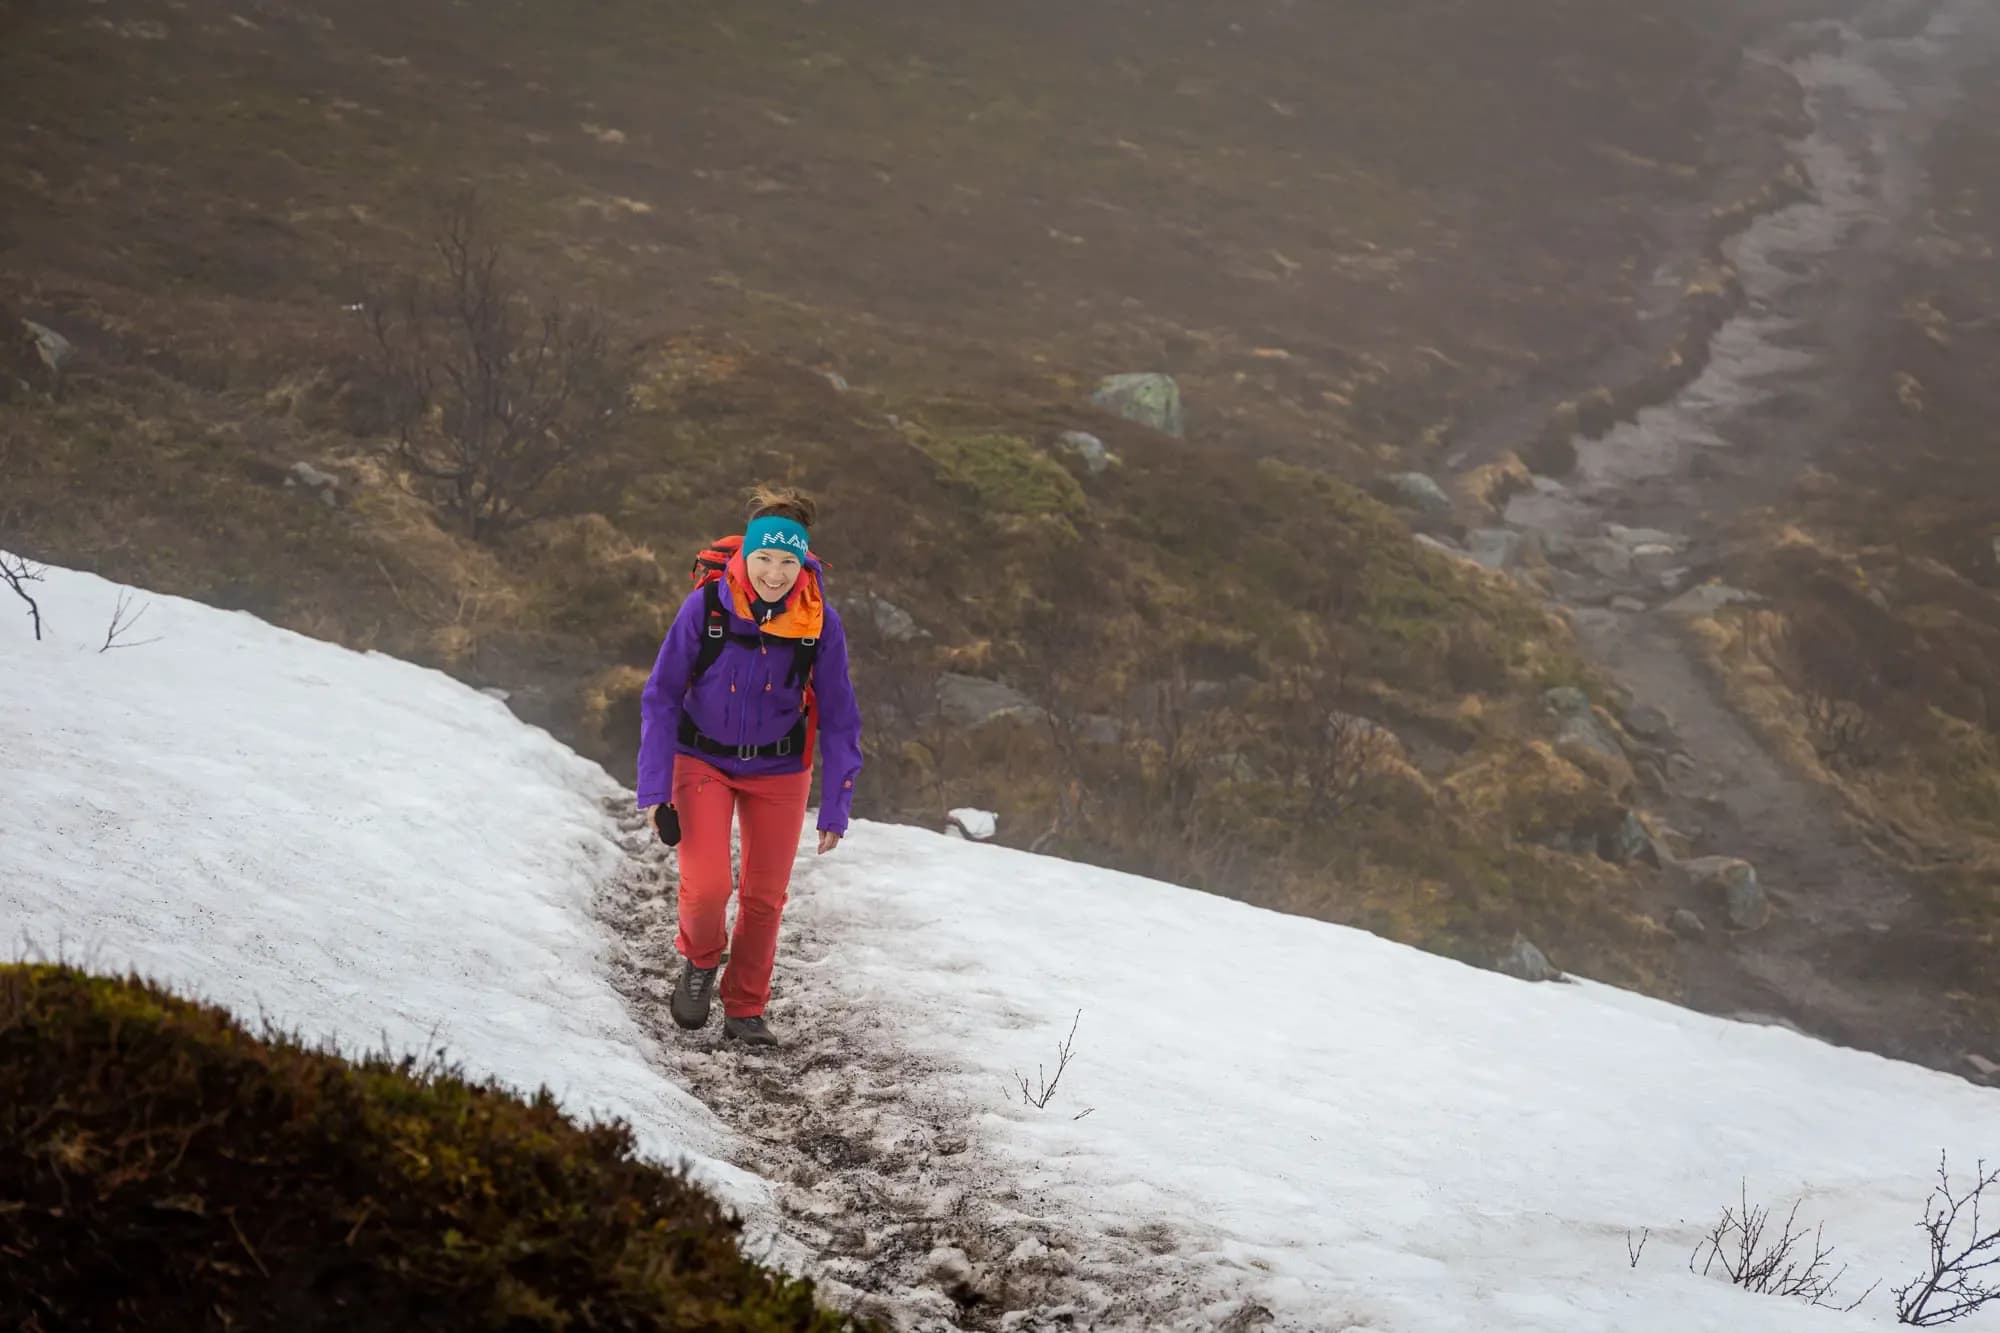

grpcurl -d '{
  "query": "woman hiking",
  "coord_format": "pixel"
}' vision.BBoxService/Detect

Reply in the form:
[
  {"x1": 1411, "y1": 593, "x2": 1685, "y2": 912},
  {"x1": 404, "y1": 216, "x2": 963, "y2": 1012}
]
[{"x1": 636, "y1": 485, "x2": 863, "y2": 1048}]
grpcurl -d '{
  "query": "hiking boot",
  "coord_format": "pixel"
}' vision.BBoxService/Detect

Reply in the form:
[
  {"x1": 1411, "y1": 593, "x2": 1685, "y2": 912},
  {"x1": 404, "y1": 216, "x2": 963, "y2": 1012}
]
[
  {"x1": 670, "y1": 963, "x2": 718, "y2": 1030},
  {"x1": 722, "y1": 1014, "x2": 781, "y2": 1047}
]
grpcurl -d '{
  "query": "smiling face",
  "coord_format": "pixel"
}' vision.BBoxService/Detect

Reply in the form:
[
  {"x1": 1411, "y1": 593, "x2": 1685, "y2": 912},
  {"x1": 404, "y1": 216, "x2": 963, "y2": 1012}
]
[{"x1": 745, "y1": 547, "x2": 803, "y2": 602}]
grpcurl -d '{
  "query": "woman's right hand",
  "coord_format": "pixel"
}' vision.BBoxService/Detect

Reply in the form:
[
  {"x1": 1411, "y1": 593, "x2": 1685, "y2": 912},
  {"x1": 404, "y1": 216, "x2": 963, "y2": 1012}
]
[{"x1": 645, "y1": 803, "x2": 682, "y2": 847}]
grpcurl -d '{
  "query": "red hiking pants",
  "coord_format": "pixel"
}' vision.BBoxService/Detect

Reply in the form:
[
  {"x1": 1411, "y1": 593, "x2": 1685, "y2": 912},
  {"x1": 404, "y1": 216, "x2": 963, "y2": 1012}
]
[{"x1": 671, "y1": 754, "x2": 812, "y2": 1018}]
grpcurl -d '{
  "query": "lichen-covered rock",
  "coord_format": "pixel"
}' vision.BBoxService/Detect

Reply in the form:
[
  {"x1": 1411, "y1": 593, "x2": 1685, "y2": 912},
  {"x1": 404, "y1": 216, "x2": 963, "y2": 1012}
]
[
  {"x1": 1372, "y1": 472, "x2": 1454, "y2": 516},
  {"x1": 1620, "y1": 702, "x2": 1673, "y2": 739},
  {"x1": 1056, "y1": 429, "x2": 1112, "y2": 474},
  {"x1": 1466, "y1": 528, "x2": 1526, "y2": 570},
  {"x1": 21, "y1": 319, "x2": 73, "y2": 374},
  {"x1": 1674, "y1": 856, "x2": 1768, "y2": 930},
  {"x1": 937, "y1": 672, "x2": 1045, "y2": 727},
  {"x1": 1497, "y1": 933, "x2": 1561, "y2": 982},
  {"x1": 1089, "y1": 372, "x2": 1183, "y2": 437},
  {"x1": 856, "y1": 593, "x2": 927, "y2": 642},
  {"x1": 285, "y1": 461, "x2": 342, "y2": 508}
]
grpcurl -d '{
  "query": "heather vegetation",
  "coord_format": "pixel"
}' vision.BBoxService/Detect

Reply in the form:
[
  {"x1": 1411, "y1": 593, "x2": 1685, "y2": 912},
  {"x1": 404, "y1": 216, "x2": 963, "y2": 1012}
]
[
  {"x1": 0, "y1": 965, "x2": 858, "y2": 1331},
  {"x1": 2, "y1": 0, "x2": 1798, "y2": 1008},
  {"x1": 1696, "y1": 61, "x2": 2000, "y2": 1042}
]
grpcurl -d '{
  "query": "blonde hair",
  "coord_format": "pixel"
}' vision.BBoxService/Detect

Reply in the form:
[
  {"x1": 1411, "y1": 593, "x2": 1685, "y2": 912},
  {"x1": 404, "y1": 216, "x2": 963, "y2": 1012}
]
[{"x1": 745, "y1": 484, "x2": 818, "y2": 529}]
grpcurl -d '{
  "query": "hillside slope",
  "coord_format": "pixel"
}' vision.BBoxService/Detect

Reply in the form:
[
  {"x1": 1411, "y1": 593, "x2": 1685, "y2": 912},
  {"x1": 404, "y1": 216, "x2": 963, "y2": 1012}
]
[
  {"x1": 9, "y1": 562, "x2": 1997, "y2": 1330},
  {"x1": 0, "y1": 0, "x2": 1823, "y2": 1053}
]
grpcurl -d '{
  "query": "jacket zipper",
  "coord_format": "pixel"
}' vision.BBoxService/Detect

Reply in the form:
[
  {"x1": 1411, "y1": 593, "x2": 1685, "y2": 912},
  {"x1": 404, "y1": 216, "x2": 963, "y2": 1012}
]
[{"x1": 737, "y1": 637, "x2": 769, "y2": 751}]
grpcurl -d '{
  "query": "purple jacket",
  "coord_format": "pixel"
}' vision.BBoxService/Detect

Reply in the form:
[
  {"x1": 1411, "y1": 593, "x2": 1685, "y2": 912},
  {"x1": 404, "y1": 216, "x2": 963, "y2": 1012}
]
[{"x1": 634, "y1": 565, "x2": 864, "y2": 834}]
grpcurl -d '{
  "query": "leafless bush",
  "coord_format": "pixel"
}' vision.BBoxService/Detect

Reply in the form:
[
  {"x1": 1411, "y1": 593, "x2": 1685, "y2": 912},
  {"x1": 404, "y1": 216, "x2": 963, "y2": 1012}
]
[
  {"x1": 1029, "y1": 778, "x2": 1086, "y2": 856},
  {"x1": 1628, "y1": 1228, "x2": 1650, "y2": 1269},
  {"x1": 1261, "y1": 652, "x2": 1395, "y2": 829},
  {"x1": 2, "y1": 548, "x2": 45, "y2": 641},
  {"x1": 1014, "y1": 597, "x2": 1103, "y2": 853},
  {"x1": 1016, "y1": 597, "x2": 1095, "y2": 780},
  {"x1": 1781, "y1": 611, "x2": 1883, "y2": 769},
  {"x1": 1134, "y1": 657, "x2": 1237, "y2": 822},
  {"x1": 99, "y1": 589, "x2": 160, "y2": 653},
  {"x1": 1896, "y1": 1153, "x2": 2000, "y2": 1325},
  {"x1": 1122, "y1": 654, "x2": 1249, "y2": 890},
  {"x1": 1802, "y1": 687, "x2": 1876, "y2": 768},
  {"x1": 363, "y1": 193, "x2": 629, "y2": 541},
  {"x1": 1690, "y1": 1182, "x2": 1875, "y2": 1310},
  {"x1": 1010, "y1": 1011, "x2": 1081, "y2": 1110}
]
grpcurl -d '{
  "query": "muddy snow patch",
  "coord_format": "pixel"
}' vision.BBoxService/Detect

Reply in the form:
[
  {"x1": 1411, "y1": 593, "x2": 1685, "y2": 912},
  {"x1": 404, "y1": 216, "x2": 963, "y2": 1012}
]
[{"x1": 597, "y1": 811, "x2": 1220, "y2": 1330}]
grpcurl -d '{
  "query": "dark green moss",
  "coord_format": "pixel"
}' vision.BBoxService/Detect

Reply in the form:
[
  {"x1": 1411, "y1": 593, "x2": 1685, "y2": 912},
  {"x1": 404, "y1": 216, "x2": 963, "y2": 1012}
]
[
  {"x1": 0, "y1": 965, "x2": 864, "y2": 1333},
  {"x1": 912, "y1": 431, "x2": 1087, "y2": 524}
]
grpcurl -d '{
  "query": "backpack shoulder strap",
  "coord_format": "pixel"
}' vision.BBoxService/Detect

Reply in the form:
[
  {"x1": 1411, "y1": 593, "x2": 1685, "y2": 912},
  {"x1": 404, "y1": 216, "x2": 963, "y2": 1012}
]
[
  {"x1": 785, "y1": 634, "x2": 820, "y2": 689},
  {"x1": 690, "y1": 579, "x2": 730, "y2": 682},
  {"x1": 783, "y1": 573, "x2": 825, "y2": 689}
]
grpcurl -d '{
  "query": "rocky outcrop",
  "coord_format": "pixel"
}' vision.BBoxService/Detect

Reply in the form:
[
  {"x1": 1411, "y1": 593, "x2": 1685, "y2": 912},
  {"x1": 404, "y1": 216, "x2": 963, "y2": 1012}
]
[
  {"x1": 285, "y1": 461, "x2": 343, "y2": 508},
  {"x1": 1056, "y1": 430, "x2": 1112, "y2": 475},
  {"x1": 1466, "y1": 528, "x2": 1528, "y2": 570},
  {"x1": 1673, "y1": 856, "x2": 1768, "y2": 930},
  {"x1": 855, "y1": 593, "x2": 927, "y2": 643},
  {"x1": 1089, "y1": 373, "x2": 1183, "y2": 437},
  {"x1": 1497, "y1": 933, "x2": 1562, "y2": 983},
  {"x1": 1543, "y1": 686, "x2": 1635, "y2": 795},
  {"x1": 1372, "y1": 472, "x2": 1454, "y2": 517},
  {"x1": 937, "y1": 673, "x2": 1045, "y2": 728}
]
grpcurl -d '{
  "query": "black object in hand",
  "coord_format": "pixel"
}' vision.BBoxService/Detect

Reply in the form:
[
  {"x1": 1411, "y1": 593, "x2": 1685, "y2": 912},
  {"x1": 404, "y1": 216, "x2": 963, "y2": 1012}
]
[{"x1": 654, "y1": 804, "x2": 682, "y2": 847}]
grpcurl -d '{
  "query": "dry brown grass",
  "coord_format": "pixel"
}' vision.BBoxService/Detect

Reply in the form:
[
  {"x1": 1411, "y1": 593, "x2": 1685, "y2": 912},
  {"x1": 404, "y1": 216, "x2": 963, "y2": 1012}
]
[
  {"x1": 0, "y1": 0, "x2": 1781, "y2": 992},
  {"x1": 1688, "y1": 63, "x2": 2000, "y2": 1030}
]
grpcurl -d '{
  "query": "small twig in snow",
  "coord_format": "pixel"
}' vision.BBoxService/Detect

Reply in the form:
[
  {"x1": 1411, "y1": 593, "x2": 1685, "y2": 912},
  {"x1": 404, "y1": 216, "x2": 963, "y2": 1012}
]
[
  {"x1": 1011, "y1": 1010, "x2": 1082, "y2": 1110},
  {"x1": 100, "y1": 589, "x2": 161, "y2": 652},
  {"x1": 1629, "y1": 1227, "x2": 1650, "y2": 1269}
]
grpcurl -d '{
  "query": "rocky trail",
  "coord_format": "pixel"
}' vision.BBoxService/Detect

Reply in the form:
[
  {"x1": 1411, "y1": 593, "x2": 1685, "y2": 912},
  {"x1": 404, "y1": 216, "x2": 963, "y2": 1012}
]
[
  {"x1": 1448, "y1": 0, "x2": 2000, "y2": 1072},
  {"x1": 594, "y1": 803, "x2": 1237, "y2": 1333}
]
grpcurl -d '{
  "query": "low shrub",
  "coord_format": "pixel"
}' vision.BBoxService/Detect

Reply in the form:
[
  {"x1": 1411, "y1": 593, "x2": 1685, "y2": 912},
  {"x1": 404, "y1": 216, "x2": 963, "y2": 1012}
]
[{"x1": 0, "y1": 965, "x2": 860, "y2": 1332}]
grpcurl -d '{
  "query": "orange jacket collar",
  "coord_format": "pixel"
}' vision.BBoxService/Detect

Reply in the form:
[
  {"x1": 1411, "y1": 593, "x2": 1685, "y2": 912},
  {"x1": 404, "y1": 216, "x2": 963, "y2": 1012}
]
[{"x1": 725, "y1": 550, "x2": 824, "y2": 640}]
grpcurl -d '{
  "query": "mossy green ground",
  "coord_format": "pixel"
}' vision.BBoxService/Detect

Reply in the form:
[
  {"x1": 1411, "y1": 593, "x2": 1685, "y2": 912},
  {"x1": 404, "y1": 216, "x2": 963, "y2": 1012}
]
[{"x1": 0, "y1": 964, "x2": 861, "y2": 1331}]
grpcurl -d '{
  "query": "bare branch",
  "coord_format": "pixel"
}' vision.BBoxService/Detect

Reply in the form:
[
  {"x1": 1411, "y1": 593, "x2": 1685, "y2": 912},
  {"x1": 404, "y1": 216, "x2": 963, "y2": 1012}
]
[
  {"x1": 1259, "y1": 645, "x2": 1395, "y2": 832},
  {"x1": 100, "y1": 589, "x2": 162, "y2": 653},
  {"x1": 359, "y1": 192, "x2": 629, "y2": 541},
  {"x1": 1628, "y1": 1228, "x2": 1650, "y2": 1269},
  {"x1": 1690, "y1": 1181, "x2": 1875, "y2": 1311},
  {"x1": 1011, "y1": 1011, "x2": 1082, "y2": 1111},
  {"x1": 1897, "y1": 1153, "x2": 2000, "y2": 1325},
  {"x1": 1, "y1": 549, "x2": 46, "y2": 641}
]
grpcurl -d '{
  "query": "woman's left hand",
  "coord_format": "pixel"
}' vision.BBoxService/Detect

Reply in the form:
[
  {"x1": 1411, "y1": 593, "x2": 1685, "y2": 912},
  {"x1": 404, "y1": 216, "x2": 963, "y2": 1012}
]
[{"x1": 817, "y1": 830, "x2": 842, "y2": 856}]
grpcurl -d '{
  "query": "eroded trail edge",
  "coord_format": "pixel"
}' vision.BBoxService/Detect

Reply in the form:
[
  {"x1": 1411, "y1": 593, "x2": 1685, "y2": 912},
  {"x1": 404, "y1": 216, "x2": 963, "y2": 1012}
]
[
  {"x1": 1463, "y1": 0, "x2": 2000, "y2": 1071},
  {"x1": 596, "y1": 804, "x2": 1252, "y2": 1332}
]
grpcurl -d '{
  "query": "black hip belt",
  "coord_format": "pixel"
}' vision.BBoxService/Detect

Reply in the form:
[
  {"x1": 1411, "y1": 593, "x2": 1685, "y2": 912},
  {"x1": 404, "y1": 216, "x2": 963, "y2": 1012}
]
[{"x1": 679, "y1": 713, "x2": 808, "y2": 761}]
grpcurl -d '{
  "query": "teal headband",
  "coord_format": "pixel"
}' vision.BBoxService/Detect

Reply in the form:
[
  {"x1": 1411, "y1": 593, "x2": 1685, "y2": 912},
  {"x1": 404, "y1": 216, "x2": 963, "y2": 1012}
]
[{"x1": 744, "y1": 515, "x2": 810, "y2": 561}]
